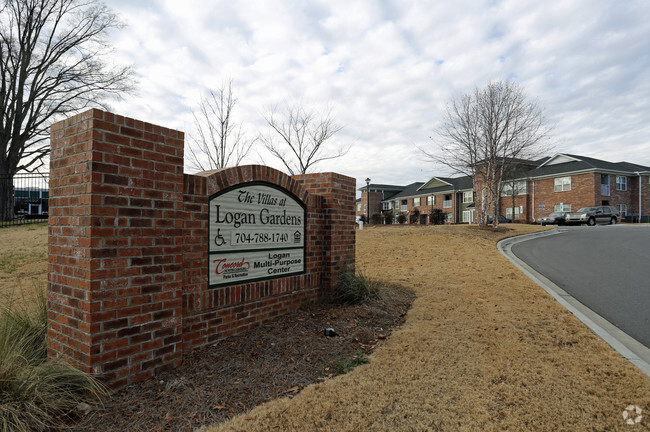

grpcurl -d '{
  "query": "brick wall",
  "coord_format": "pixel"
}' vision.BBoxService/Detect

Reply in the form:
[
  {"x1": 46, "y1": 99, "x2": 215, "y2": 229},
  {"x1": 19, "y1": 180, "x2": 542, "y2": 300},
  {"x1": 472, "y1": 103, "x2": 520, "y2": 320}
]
[
  {"x1": 532, "y1": 173, "x2": 597, "y2": 217},
  {"x1": 499, "y1": 194, "x2": 531, "y2": 222},
  {"x1": 531, "y1": 173, "x2": 646, "y2": 220},
  {"x1": 48, "y1": 109, "x2": 355, "y2": 387},
  {"x1": 356, "y1": 190, "x2": 384, "y2": 220}
]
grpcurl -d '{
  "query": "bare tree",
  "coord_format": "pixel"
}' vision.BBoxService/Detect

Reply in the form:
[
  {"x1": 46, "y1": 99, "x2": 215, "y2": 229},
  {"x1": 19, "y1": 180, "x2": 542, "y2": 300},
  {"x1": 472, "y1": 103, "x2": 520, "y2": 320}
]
[
  {"x1": 260, "y1": 104, "x2": 346, "y2": 175},
  {"x1": 422, "y1": 80, "x2": 551, "y2": 227},
  {"x1": 0, "y1": 0, "x2": 134, "y2": 220},
  {"x1": 186, "y1": 80, "x2": 255, "y2": 172}
]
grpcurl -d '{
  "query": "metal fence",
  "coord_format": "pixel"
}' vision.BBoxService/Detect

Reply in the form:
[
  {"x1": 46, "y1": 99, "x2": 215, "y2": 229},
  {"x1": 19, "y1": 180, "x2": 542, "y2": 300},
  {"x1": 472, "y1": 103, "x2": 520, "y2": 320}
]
[{"x1": 0, "y1": 172, "x2": 49, "y2": 228}]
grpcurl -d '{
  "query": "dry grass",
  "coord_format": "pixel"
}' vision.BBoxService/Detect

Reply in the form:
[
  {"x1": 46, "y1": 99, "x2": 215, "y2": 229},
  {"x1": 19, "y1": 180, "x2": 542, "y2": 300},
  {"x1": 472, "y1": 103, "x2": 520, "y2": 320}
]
[
  {"x1": 0, "y1": 223, "x2": 48, "y2": 309},
  {"x1": 2, "y1": 222, "x2": 649, "y2": 431},
  {"x1": 209, "y1": 224, "x2": 650, "y2": 431}
]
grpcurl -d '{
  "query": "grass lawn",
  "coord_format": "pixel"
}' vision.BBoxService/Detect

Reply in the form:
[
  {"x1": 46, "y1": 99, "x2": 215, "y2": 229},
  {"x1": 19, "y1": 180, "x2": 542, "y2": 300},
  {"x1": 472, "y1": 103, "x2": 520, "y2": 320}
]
[
  {"x1": 1, "y1": 222, "x2": 648, "y2": 431},
  {"x1": 0, "y1": 222, "x2": 48, "y2": 309},
  {"x1": 208, "y1": 224, "x2": 649, "y2": 431}
]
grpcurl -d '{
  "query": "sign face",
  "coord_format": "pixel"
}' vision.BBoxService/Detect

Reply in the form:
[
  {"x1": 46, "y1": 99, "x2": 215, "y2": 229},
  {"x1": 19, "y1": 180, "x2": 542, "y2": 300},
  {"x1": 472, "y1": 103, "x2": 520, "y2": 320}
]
[
  {"x1": 538, "y1": 203, "x2": 546, "y2": 210},
  {"x1": 208, "y1": 182, "x2": 306, "y2": 287}
]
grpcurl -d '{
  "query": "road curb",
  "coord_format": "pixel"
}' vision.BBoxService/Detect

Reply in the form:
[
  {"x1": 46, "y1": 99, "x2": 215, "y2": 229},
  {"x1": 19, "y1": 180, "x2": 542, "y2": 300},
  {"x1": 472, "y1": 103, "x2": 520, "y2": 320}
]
[{"x1": 497, "y1": 230, "x2": 650, "y2": 378}]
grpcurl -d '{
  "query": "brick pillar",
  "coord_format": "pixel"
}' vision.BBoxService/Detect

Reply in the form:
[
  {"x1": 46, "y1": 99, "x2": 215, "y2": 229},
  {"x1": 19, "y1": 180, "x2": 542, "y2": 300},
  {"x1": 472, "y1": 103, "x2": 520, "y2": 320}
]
[
  {"x1": 48, "y1": 109, "x2": 184, "y2": 387},
  {"x1": 293, "y1": 172, "x2": 356, "y2": 293}
]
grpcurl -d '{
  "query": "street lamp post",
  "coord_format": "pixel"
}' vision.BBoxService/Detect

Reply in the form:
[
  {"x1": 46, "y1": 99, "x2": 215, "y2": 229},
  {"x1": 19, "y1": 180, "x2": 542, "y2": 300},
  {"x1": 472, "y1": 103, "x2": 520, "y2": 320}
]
[{"x1": 365, "y1": 177, "x2": 371, "y2": 224}]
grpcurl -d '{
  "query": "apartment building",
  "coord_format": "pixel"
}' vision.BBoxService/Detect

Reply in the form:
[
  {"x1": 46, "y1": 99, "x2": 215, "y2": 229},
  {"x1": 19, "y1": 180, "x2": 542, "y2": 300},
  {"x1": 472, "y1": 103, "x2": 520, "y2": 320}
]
[{"x1": 356, "y1": 153, "x2": 650, "y2": 224}]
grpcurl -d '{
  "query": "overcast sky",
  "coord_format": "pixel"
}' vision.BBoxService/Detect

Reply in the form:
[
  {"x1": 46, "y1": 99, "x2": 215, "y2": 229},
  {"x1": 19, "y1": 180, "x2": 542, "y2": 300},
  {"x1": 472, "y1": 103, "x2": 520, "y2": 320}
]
[{"x1": 105, "y1": 0, "x2": 650, "y2": 190}]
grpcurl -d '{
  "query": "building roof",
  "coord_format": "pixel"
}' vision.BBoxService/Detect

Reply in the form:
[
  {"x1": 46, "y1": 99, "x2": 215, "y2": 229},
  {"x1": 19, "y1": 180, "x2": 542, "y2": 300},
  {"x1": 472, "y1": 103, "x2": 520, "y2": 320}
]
[
  {"x1": 384, "y1": 182, "x2": 425, "y2": 200},
  {"x1": 383, "y1": 176, "x2": 473, "y2": 201},
  {"x1": 529, "y1": 153, "x2": 650, "y2": 178},
  {"x1": 367, "y1": 153, "x2": 650, "y2": 205},
  {"x1": 357, "y1": 183, "x2": 405, "y2": 192}
]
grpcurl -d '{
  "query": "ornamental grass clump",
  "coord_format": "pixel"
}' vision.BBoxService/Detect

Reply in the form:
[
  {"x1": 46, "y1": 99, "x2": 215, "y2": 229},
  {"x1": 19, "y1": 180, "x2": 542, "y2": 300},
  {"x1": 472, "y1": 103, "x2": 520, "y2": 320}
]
[
  {"x1": 0, "y1": 289, "x2": 108, "y2": 432},
  {"x1": 334, "y1": 270, "x2": 382, "y2": 305}
]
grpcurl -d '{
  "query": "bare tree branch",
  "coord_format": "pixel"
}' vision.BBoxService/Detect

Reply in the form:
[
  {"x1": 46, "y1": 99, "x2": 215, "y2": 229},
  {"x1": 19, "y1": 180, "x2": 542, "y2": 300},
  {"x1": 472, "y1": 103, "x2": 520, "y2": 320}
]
[
  {"x1": 186, "y1": 79, "x2": 256, "y2": 172},
  {"x1": 260, "y1": 103, "x2": 347, "y2": 175},
  {"x1": 421, "y1": 80, "x2": 553, "y2": 227},
  {"x1": 0, "y1": 0, "x2": 135, "y2": 219}
]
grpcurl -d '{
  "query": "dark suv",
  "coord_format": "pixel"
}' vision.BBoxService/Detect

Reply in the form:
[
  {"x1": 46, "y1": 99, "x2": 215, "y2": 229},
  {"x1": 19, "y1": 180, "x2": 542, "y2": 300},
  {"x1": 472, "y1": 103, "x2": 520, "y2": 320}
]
[{"x1": 564, "y1": 206, "x2": 619, "y2": 226}]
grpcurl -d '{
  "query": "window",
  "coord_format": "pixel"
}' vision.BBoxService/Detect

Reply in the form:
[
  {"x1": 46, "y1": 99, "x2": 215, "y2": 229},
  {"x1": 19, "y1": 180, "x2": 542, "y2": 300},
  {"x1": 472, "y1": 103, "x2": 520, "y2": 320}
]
[
  {"x1": 357, "y1": 203, "x2": 361, "y2": 212},
  {"x1": 400, "y1": 200, "x2": 407, "y2": 211},
  {"x1": 553, "y1": 203, "x2": 571, "y2": 212},
  {"x1": 501, "y1": 180, "x2": 528, "y2": 196},
  {"x1": 601, "y1": 174, "x2": 610, "y2": 196},
  {"x1": 382, "y1": 202, "x2": 391, "y2": 210},
  {"x1": 616, "y1": 204, "x2": 627, "y2": 216},
  {"x1": 443, "y1": 194, "x2": 452, "y2": 208},
  {"x1": 413, "y1": 197, "x2": 420, "y2": 207},
  {"x1": 505, "y1": 207, "x2": 520, "y2": 220},
  {"x1": 463, "y1": 191, "x2": 473, "y2": 203},
  {"x1": 616, "y1": 176, "x2": 627, "y2": 191},
  {"x1": 462, "y1": 209, "x2": 474, "y2": 223},
  {"x1": 427, "y1": 195, "x2": 435, "y2": 206},
  {"x1": 554, "y1": 177, "x2": 571, "y2": 192},
  {"x1": 445, "y1": 212, "x2": 453, "y2": 223}
]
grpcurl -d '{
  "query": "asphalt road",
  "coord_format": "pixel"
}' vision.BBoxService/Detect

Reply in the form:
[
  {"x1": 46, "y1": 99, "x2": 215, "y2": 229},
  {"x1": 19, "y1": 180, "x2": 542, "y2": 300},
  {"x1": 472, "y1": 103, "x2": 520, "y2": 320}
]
[{"x1": 511, "y1": 225, "x2": 650, "y2": 349}]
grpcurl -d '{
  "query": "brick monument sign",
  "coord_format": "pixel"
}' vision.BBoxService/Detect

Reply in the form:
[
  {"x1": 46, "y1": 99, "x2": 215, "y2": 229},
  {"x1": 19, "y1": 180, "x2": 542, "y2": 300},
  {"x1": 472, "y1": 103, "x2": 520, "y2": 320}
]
[{"x1": 47, "y1": 109, "x2": 355, "y2": 388}]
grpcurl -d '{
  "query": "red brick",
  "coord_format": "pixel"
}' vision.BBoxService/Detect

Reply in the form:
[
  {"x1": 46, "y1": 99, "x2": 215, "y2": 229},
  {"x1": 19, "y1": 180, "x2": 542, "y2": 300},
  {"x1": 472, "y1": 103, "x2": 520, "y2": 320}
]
[{"x1": 49, "y1": 109, "x2": 354, "y2": 390}]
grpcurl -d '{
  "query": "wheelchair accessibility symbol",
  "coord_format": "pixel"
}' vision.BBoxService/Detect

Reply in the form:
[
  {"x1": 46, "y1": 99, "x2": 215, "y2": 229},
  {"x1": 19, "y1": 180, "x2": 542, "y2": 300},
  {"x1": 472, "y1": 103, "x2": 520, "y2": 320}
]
[{"x1": 214, "y1": 229, "x2": 225, "y2": 247}]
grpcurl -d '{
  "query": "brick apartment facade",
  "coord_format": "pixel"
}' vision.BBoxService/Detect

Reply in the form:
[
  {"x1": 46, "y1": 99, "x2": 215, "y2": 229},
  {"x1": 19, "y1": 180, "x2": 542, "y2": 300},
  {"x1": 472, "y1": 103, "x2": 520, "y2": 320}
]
[{"x1": 356, "y1": 154, "x2": 650, "y2": 224}]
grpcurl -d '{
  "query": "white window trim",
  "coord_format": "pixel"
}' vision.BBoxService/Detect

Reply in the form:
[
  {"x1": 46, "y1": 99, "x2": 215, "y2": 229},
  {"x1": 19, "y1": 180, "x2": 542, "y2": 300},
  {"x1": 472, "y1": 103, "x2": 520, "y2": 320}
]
[
  {"x1": 616, "y1": 175, "x2": 627, "y2": 191},
  {"x1": 554, "y1": 176, "x2": 571, "y2": 192},
  {"x1": 413, "y1": 197, "x2": 421, "y2": 207},
  {"x1": 463, "y1": 191, "x2": 473, "y2": 203}
]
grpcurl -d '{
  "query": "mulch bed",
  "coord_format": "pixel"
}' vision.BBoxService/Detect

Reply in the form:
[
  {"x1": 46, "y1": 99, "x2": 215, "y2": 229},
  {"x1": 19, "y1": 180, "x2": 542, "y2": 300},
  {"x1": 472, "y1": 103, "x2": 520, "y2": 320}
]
[{"x1": 70, "y1": 285, "x2": 414, "y2": 432}]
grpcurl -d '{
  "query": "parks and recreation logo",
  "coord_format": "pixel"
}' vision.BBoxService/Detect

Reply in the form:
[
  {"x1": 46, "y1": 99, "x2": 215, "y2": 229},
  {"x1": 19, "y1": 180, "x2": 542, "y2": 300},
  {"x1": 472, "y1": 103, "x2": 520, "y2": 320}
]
[{"x1": 213, "y1": 257, "x2": 250, "y2": 280}]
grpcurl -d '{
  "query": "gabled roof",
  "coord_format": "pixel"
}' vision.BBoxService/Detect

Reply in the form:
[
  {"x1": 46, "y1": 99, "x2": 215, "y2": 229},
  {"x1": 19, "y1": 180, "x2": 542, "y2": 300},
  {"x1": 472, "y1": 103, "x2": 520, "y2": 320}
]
[
  {"x1": 538, "y1": 154, "x2": 581, "y2": 167},
  {"x1": 419, "y1": 176, "x2": 474, "y2": 192},
  {"x1": 530, "y1": 153, "x2": 650, "y2": 178},
  {"x1": 436, "y1": 176, "x2": 474, "y2": 190},
  {"x1": 383, "y1": 176, "x2": 473, "y2": 201},
  {"x1": 384, "y1": 182, "x2": 425, "y2": 200},
  {"x1": 419, "y1": 177, "x2": 452, "y2": 190}
]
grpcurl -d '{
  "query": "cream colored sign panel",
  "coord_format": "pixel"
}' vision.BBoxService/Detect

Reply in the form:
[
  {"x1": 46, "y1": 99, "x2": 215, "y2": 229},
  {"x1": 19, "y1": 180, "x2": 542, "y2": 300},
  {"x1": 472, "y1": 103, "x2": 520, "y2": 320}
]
[{"x1": 208, "y1": 183, "x2": 306, "y2": 287}]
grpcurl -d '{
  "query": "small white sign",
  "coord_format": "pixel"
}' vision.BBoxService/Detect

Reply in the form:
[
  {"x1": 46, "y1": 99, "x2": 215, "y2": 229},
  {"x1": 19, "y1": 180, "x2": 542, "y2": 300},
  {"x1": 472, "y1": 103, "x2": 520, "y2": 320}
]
[{"x1": 208, "y1": 183, "x2": 305, "y2": 287}]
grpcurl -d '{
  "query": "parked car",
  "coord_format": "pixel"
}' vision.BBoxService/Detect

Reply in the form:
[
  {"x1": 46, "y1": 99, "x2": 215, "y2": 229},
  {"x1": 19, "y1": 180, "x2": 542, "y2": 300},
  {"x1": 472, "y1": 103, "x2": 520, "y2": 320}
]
[
  {"x1": 538, "y1": 211, "x2": 568, "y2": 226},
  {"x1": 488, "y1": 214, "x2": 512, "y2": 224},
  {"x1": 564, "y1": 206, "x2": 619, "y2": 226}
]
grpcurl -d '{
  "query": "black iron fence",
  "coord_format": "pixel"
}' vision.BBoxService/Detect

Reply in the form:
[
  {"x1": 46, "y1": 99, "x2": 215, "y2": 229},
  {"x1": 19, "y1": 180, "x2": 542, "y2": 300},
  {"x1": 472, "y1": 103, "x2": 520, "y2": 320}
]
[{"x1": 0, "y1": 172, "x2": 49, "y2": 228}]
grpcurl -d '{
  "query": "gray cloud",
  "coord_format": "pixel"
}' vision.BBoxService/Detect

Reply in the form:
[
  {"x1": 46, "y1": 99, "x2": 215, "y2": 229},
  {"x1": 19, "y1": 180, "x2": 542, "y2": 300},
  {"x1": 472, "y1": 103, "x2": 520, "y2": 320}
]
[{"x1": 106, "y1": 0, "x2": 650, "y2": 188}]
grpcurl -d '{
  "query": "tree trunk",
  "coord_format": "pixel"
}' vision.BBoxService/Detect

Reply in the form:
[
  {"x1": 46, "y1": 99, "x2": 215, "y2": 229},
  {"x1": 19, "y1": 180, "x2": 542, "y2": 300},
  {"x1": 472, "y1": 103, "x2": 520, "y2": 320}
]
[{"x1": 0, "y1": 168, "x2": 15, "y2": 222}]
